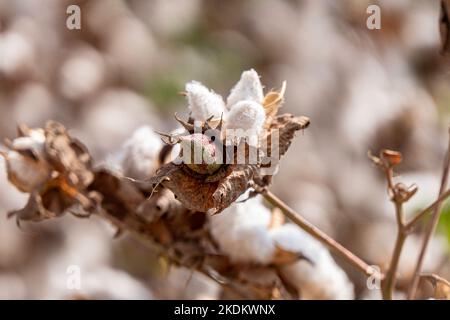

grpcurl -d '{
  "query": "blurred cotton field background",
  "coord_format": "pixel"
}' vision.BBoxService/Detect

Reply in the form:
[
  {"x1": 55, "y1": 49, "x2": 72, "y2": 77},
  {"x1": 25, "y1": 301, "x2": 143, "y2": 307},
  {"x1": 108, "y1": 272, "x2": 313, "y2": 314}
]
[{"x1": 0, "y1": 0, "x2": 449, "y2": 300}]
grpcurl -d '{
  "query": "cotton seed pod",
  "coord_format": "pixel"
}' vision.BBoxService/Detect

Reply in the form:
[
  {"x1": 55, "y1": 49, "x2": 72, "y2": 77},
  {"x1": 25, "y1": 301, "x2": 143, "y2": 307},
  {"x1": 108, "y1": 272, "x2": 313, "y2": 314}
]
[
  {"x1": 226, "y1": 69, "x2": 264, "y2": 108},
  {"x1": 186, "y1": 81, "x2": 226, "y2": 121},
  {"x1": 179, "y1": 133, "x2": 223, "y2": 175}
]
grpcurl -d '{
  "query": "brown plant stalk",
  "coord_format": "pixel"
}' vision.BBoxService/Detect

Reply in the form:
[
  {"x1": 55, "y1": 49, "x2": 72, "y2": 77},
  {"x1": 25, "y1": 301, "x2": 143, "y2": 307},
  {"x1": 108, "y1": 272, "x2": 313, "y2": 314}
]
[
  {"x1": 407, "y1": 128, "x2": 450, "y2": 299},
  {"x1": 260, "y1": 189, "x2": 381, "y2": 279}
]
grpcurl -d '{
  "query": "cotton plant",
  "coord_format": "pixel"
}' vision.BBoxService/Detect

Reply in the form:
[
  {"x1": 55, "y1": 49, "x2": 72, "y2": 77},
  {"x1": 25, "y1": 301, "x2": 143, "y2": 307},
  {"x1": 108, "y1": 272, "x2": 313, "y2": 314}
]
[{"x1": 4, "y1": 69, "x2": 448, "y2": 300}]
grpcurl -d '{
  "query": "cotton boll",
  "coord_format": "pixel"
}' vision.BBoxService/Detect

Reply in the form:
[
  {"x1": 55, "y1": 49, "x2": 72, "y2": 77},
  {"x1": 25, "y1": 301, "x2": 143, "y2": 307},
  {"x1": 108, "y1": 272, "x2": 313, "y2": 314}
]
[
  {"x1": 118, "y1": 126, "x2": 162, "y2": 179},
  {"x1": 186, "y1": 81, "x2": 226, "y2": 121},
  {"x1": 11, "y1": 128, "x2": 46, "y2": 155},
  {"x1": 2, "y1": 151, "x2": 50, "y2": 192},
  {"x1": 2, "y1": 129, "x2": 51, "y2": 193},
  {"x1": 226, "y1": 69, "x2": 264, "y2": 108},
  {"x1": 270, "y1": 224, "x2": 354, "y2": 300},
  {"x1": 225, "y1": 100, "x2": 266, "y2": 132},
  {"x1": 209, "y1": 195, "x2": 276, "y2": 264}
]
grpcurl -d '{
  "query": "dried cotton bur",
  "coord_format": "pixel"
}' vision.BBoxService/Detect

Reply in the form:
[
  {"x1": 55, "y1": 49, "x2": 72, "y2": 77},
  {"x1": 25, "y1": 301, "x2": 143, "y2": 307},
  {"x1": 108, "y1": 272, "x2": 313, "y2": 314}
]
[
  {"x1": 1, "y1": 122, "x2": 95, "y2": 224},
  {"x1": 146, "y1": 69, "x2": 310, "y2": 214}
]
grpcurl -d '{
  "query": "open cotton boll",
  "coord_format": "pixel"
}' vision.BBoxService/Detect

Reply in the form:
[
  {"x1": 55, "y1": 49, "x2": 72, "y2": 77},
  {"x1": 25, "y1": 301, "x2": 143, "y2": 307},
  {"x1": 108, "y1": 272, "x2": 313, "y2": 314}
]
[
  {"x1": 118, "y1": 126, "x2": 163, "y2": 179},
  {"x1": 1, "y1": 129, "x2": 51, "y2": 193},
  {"x1": 225, "y1": 100, "x2": 266, "y2": 132},
  {"x1": 209, "y1": 195, "x2": 276, "y2": 264},
  {"x1": 3, "y1": 151, "x2": 50, "y2": 192},
  {"x1": 186, "y1": 81, "x2": 226, "y2": 121},
  {"x1": 225, "y1": 100, "x2": 266, "y2": 144},
  {"x1": 226, "y1": 69, "x2": 264, "y2": 108},
  {"x1": 270, "y1": 224, "x2": 354, "y2": 300}
]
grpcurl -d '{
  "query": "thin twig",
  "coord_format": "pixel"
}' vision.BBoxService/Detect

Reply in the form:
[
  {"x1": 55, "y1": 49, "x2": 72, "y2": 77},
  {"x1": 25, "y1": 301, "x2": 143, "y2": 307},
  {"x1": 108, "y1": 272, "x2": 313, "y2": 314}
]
[
  {"x1": 407, "y1": 128, "x2": 450, "y2": 300},
  {"x1": 381, "y1": 167, "x2": 408, "y2": 300},
  {"x1": 381, "y1": 201, "x2": 407, "y2": 300},
  {"x1": 405, "y1": 188, "x2": 450, "y2": 232},
  {"x1": 369, "y1": 150, "x2": 414, "y2": 300},
  {"x1": 260, "y1": 190, "x2": 381, "y2": 279}
]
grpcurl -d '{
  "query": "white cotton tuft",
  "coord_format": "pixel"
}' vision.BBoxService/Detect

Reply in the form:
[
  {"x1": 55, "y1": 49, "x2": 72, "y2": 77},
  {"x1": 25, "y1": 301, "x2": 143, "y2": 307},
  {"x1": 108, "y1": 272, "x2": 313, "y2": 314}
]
[
  {"x1": 225, "y1": 100, "x2": 266, "y2": 143},
  {"x1": 270, "y1": 224, "x2": 354, "y2": 300},
  {"x1": 186, "y1": 81, "x2": 226, "y2": 121},
  {"x1": 209, "y1": 195, "x2": 276, "y2": 264},
  {"x1": 2, "y1": 129, "x2": 51, "y2": 192},
  {"x1": 11, "y1": 129, "x2": 46, "y2": 154},
  {"x1": 226, "y1": 69, "x2": 264, "y2": 109},
  {"x1": 117, "y1": 126, "x2": 162, "y2": 179}
]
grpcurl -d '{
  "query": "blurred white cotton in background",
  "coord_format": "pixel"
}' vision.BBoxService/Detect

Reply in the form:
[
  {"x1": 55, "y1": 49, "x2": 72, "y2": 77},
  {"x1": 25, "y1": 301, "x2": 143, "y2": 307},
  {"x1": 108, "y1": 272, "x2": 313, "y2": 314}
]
[
  {"x1": 12, "y1": 83, "x2": 54, "y2": 127},
  {"x1": 0, "y1": 30, "x2": 35, "y2": 77},
  {"x1": 0, "y1": 272, "x2": 27, "y2": 299},
  {"x1": 77, "y1": 89, "x2": 159, "y2": 157},
  {"x1": 59, "y1": 47, "x2": 105, "y2": 100}
]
